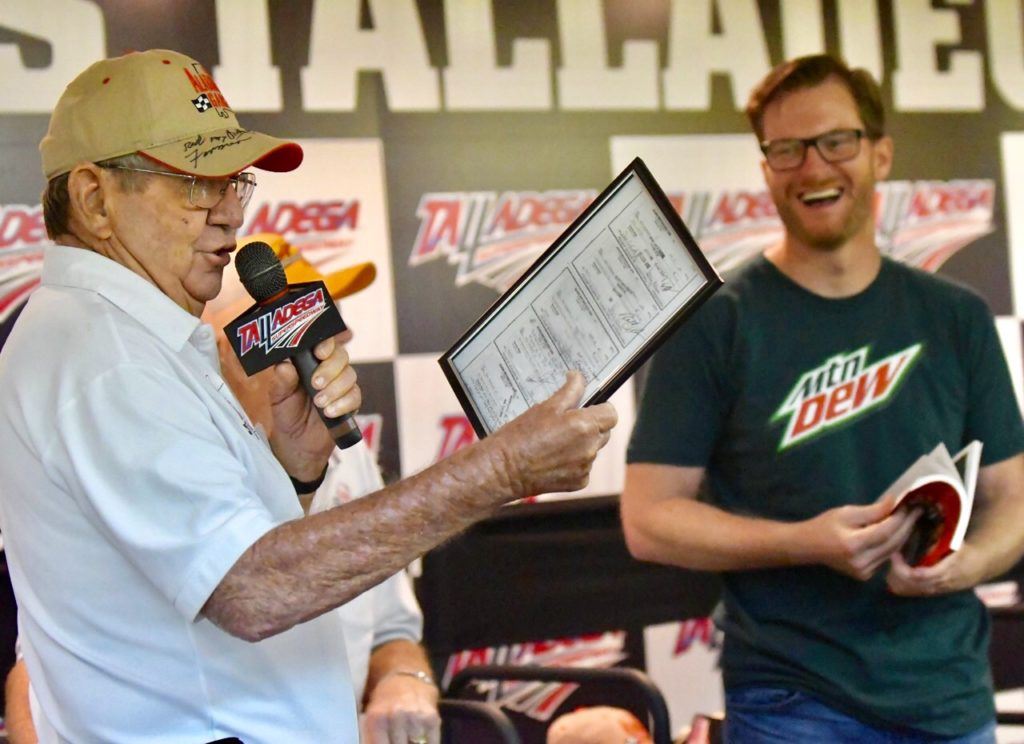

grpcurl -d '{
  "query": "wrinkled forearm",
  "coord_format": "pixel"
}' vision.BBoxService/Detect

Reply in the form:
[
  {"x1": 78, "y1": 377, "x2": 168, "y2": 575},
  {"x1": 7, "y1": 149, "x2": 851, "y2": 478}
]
[
  {"x1": 202, "y1": 437, "x2": 515, "y2": 641},
  {"x1": 204, "y1": 371, "x2": 615, "y2": 641}
]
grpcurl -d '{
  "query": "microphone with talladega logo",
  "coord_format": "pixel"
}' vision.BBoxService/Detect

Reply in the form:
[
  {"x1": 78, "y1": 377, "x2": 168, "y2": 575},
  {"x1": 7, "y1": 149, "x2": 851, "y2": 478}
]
[{"x1": 225, "y1": 241, "x2": 361, "y2": 449}]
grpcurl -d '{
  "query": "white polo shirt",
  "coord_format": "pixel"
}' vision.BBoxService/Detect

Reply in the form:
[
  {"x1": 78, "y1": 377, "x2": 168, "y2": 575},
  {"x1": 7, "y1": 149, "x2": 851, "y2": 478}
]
[{"x1": 0, "y1": 245, "x2": 358, "y2": 743}]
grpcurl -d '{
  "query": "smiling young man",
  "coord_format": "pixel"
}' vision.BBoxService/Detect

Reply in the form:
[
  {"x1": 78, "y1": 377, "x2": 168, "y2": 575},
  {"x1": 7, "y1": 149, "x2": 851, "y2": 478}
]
[
  {"x1": 621, "y1": 54, "x2": 1024, "y2": 742},
  {"x1": 0, "y1": 50, "x2": 616, "y2": 743}
]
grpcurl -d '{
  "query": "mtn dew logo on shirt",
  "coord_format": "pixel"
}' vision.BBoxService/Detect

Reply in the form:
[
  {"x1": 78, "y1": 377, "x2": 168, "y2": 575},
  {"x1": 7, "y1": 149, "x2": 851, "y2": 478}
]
[{"x1": 773, "y1": 343, "x2": 923, "y2": 450}]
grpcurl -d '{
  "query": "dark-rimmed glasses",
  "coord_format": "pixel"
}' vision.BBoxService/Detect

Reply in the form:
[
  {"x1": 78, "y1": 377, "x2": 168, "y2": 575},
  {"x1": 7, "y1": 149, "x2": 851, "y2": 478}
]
[
  {"x1": 760, "y1": 128, "x2": 866, "y2": 171},
  {"x1": 99, "y1": 165, "x2": 257, "y2": 210}
]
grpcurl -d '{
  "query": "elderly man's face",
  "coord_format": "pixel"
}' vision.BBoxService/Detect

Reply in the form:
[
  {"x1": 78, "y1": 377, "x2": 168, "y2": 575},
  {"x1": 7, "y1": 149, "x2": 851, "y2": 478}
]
[{"x1": 104, "y1": 171, "x2": 244, "y2": 316}]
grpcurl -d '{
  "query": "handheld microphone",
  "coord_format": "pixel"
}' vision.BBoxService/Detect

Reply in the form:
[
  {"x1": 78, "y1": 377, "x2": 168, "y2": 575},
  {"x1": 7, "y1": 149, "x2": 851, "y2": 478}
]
[{"x1": 225, "y1": 241, "x2": 361, "y2": 450}]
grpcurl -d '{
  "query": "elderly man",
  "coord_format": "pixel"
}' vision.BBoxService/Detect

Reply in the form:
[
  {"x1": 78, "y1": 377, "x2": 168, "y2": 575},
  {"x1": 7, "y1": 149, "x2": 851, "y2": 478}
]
[
  {"x1": 4, "y1": 237, "x2": 443, "y2": 744},
  {"x1": 0, "y1": 49, "x2": 616, "y2": 743}
]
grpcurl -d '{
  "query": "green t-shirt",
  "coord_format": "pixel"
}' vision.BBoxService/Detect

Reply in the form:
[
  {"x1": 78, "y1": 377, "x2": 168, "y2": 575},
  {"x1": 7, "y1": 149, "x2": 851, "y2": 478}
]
[{"x1": 628, "y1": 255, "x2": 1024, "y2": 736}]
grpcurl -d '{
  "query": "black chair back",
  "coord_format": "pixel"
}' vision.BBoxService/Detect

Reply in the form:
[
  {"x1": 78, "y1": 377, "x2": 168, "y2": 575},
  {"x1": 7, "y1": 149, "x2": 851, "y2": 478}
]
[
  {"x1": 439, "y1": 699, "x2": 522, "y2": 744},
  {"x1": 447, "y1": 664, "x2": 672, "y2": 744}
]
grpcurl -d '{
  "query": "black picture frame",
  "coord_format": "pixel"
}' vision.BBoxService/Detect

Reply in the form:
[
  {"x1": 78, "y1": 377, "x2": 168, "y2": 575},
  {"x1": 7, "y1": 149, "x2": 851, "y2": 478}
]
[{"x1": 440, "y1": 157, "x2": 723, "y2": 438}]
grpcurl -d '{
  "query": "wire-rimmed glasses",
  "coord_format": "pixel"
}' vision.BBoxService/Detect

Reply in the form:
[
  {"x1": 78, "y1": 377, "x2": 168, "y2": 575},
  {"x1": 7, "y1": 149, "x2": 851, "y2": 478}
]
[{"x1": 99, "y1": 164, "x2": 257, "y2": 210}]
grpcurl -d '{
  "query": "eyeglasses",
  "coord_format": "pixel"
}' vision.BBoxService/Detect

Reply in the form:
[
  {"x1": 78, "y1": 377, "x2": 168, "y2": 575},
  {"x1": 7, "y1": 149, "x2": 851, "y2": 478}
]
[
  {"x1": 99, "y1": 165, "x2": 257, "y2": 210},
  {"x1": 760, "y1": 128, "x2": 866, "y2": 171}
]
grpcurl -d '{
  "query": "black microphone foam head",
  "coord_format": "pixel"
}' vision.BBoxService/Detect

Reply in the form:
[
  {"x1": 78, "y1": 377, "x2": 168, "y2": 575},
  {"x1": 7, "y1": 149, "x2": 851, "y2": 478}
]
[{"x1": 235, "y1": 241, "x2": 287, "y2": 302}]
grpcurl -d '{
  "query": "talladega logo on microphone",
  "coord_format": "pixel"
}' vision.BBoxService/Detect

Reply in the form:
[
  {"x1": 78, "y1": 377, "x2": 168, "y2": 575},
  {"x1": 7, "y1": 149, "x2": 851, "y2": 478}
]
[
  {"x1": 408, "y1": 180, "x2": 994, "y2": 292},
  {"x1": 236, "y1": 287, "x2": 329, "y2": 357}
]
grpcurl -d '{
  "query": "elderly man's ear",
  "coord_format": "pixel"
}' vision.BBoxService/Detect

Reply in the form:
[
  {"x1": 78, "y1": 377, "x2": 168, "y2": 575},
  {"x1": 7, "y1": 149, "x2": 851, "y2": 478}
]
[{"x1": 67, "y1": 164, "x2": 113, "y2": 240}]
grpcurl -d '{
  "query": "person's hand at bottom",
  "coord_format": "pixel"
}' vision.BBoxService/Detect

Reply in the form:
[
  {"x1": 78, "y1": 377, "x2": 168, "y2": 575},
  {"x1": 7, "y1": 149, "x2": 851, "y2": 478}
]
[{"x1": 361, "y1": 672, "x2": 440, "y2": 744}]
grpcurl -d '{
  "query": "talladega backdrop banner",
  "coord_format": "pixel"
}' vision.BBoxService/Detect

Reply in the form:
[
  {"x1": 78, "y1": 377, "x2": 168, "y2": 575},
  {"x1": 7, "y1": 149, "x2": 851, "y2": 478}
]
[{"x1": 4, "y1": 0, "x2": 1024, "y2": 490}]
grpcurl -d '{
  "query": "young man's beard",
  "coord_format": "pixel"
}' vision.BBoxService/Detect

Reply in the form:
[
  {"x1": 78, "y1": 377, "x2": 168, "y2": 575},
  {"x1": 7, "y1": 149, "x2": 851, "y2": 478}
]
[{"x1": 777, "y1": 187, "x2": 875, "y2": 253}]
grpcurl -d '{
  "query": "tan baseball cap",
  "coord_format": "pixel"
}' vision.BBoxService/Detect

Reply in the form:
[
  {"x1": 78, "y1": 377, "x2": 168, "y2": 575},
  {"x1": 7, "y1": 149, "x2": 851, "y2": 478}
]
[{"x1": 40, "y1": 49, "x2": 302, "y2": 179}]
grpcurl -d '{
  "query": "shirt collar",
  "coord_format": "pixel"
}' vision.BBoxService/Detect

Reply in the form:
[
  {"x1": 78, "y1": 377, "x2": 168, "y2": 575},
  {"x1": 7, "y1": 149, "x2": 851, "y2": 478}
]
[{"x1": 41, "y1": 244, "x2": 202, "y2": 353}]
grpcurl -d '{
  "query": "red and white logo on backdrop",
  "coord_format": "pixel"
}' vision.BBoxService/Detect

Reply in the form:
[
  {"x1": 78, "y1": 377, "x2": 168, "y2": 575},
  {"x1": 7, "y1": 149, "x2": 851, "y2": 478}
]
[
  {"x1": 354, "y1": 413, "x2": 382, "y2": 460},
  {"x1": 409, "y1": 190, "x2": 596, "y2": 292},
  {"x1": 643, "y1": 618, "x2": 724, "y2": 735},
  {"x1": 407, "y1": 181, "x2": 994, "y2": 292},
  {"x1": 435, "y1": 413, "x2": 477, "y2": 462},
  {"x1": 242, "y1": 198, "x2": 360, "y2": 261},
  {"x1": 442, "y1": 631, "x2": 628, "y2": 722},
  {"x1": 0, "y1": 204, "x2": 47, "y2": 327},
  {"x1": 674, "y1": 180, "x2": 994, "y2": 274}
]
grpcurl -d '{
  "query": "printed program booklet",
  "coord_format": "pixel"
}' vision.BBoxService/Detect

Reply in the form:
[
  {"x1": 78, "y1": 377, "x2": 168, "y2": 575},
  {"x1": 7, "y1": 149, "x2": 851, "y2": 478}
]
[{"x1": 884, "y1": 441, "x2": 982, "y2": 567}]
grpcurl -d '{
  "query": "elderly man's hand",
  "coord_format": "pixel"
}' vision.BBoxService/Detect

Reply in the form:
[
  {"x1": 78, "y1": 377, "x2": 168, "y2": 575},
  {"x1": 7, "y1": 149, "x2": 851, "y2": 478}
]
[
  {"x1": 489, "y1": 370, "x2": 618, "y2": 498},
  {"x1": 361, "y1": 672, "x2": 441, "y2": 744},
  {"x1": 267, "y1": 331, "x2": 361, "y2": 482}
]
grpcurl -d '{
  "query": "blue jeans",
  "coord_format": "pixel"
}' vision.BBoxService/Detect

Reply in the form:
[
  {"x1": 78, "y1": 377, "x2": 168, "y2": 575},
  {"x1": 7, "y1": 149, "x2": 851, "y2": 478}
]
[{"x1": 724, "y1": 686, "x2": 996, "y2": 743}]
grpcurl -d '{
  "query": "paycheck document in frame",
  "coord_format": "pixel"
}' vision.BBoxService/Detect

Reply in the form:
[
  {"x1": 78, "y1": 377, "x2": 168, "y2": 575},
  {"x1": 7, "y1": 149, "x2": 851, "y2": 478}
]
[{"x1": 440, "y1": 158, "x2": 723, "y2": 438}]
